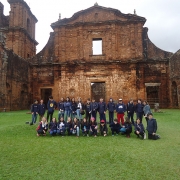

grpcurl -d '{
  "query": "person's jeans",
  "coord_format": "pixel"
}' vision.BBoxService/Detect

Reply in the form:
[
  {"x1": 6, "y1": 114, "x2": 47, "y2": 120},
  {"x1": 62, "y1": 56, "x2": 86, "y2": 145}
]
[
  {"x1": 58, "y1": 111, "x2": 64, "y2": 120},
  {"x1": 64, "y1": 110, "x2": 70, "y2": 122},
  {"x1": 76, "y1": 109, "x2": 82, "y2": 120},
  {"x1": 49, "y1": 130, "x2": 57, "y2": 135},
  {"x1": 32, "y1": 113, "x2": 38, "y2": 124}
]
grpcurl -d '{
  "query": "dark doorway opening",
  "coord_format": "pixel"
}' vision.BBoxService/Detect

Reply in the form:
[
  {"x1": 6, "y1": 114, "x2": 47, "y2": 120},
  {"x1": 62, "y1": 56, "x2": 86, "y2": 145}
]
[
  {"x1": 91, "y1": 82, "x2": 106, "y2": 102},
  {"x1": 146, "y1": 86, "x2": 159, "y2": 107},
  {"x1": 41, "y1": 88, "x2": 52, "y2": 108},
  {"x1": 171, "y1": 81, "x2": 178, "y2": 107}
]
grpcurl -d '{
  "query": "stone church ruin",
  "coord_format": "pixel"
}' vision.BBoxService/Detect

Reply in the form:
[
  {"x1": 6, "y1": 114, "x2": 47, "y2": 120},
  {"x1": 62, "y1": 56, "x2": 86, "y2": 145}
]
[{"x1": 0, "y1": 0, "x2": 180, "y2": 110}]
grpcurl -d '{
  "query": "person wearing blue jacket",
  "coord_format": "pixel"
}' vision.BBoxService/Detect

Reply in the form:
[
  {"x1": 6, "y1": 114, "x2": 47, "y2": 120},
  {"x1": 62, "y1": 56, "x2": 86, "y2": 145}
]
[
  {"x1": 107, "y1": 98, "x2": 116, "y2": 124},
  {"x1": 147, "y1": 113, "x2": 159, "y2": 140},
  {"x1": 109, "y1": 119, "x2": 121, "y2": 136},
  {"x1": 31, "y1": 100, "x2": 39, "y2": 125},
  {"x1": 116, "y1": 98, "x2": 126, "y2": 125},
  {"x1": 90, "y1": 98, "x2": 98, "y2": 121},
  {"x1": 38, "y1": 99, "x2": 46, "y2": 122},
  {"x1": 57, "y1": 97, "x2": 65, "y2": 120},
  {"x1": 134, "y1": 118, "x2": 145, "y2": 139},
  {"x1": 143, "y1": 101, "x2": 151, "y2": 126},
  {"x1": 98, "y1": 98, "x2": 107, "y2": 122},
  {"x1": 49, "y1": 117, "x2": 57, "y2": 136},
  {"x1": 135, "y1": 99, "x2": 144, "y2": 123},
  {"x1": 47, "y1": 96, "x2": 57, "y2": 122},
  {"x1": 85, "y1": 98, "x2": 91, "y2": 123},
  {"x1": 71, "y1": 98, "x2": 77, "y2": 120},
  {"x1": 64, "y1": 97, "x2": 71, "y2": 122},
  {"x1": 127, "y1": 99, "x2": 135, "y2": 125}
]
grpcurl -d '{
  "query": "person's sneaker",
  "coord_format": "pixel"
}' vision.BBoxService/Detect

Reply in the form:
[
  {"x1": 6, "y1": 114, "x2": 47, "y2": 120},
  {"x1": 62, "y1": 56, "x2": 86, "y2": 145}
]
[
  {"x1": 116, "y1": 133, "x2": 119, "y2": 136},
  {"x1": 76, "y1": 136, "x2": 79, "y2": 138},
  {"x1": 94, "y1": 135, "x2": 97, "y2": 137},
  {"x1": 87, "y1": 134, "x2": 89, "y2": 137},
  {"x1": 112, "y1": 134, "x2": 114, "y2": 136},
  {"x1": 37, "y1": 134, "x2": 40, "y2": 137}
]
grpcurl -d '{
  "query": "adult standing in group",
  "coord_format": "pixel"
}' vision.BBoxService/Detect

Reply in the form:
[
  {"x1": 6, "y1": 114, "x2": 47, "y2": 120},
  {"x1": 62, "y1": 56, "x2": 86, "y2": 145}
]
[
  {"x1": 116, "y1": 98, "x2": 126, "y2": 125},
  {"x1": 71, "y1": 98, "x2": 77, "y2": 120},
  {"x1": 90, "y1": 98, "x2": 98, "y2": 121},
  {"x1": 47, "y1": 96, "x2": 57, "y2": 122},
  {"x1": 57, "y1": 97, "x2": 65, "y2": 120},
  {"x1": 76, "y1": 98, "x2": 83, "y2": 121},
  {"x1": 143, "y1": 101, "x2": 151, "y2": 126},
  {"x1": 85, "y1": 98, "x2": 91, "y2": 123},
  {"x1": 64, "y1": 97, "x2": 71, "y2": 122},
  {"x1": 98, "y1": 98, "x2": 106, "y2": 122},
  {"x1": 107, "y1": 98, "x2": 116, "y2": 124},
  {"x1": 38, "y1": 99, "x2": 46, "y2": 122},
  {"x1": 135, "y1": 99, "x2": 144, "y2": 123},
  {"x1": 31, "y1": 100, "x2": 39, "y2": 125},
  {"x1": 127, "y1": 99, "x2": 135, "y2": 125}
]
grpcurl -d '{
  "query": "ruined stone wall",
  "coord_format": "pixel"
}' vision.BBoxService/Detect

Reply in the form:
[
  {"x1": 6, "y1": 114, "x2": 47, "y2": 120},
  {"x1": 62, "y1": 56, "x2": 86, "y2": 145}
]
[
  {"x1": 169, "y1": 49, "x2": 180, "y2": 107},
  {"x1": 0, "y1": 47, "x2": 31, "y2": 110},
  {"x1": 53, "y1": 22, "x2": 144, "y2": 63}
]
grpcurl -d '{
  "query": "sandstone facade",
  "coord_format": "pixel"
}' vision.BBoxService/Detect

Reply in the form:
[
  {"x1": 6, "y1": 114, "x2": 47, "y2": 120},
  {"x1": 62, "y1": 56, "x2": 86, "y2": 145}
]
[{"x1": 0, "y1": 1, "x2": 179, "y2": 110}]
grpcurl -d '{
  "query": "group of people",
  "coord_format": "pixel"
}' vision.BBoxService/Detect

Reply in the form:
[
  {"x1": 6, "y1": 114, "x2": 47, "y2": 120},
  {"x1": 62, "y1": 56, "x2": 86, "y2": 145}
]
[{"x1": 31, "y1": 96, "x2": 160, "y2": 140}]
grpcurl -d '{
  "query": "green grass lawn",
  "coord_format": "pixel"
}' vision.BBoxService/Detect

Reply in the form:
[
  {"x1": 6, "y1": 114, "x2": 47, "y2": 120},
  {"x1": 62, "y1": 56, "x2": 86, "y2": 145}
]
[{"x1": 0, "y1": 110, "x2": 180, "y2": 180}]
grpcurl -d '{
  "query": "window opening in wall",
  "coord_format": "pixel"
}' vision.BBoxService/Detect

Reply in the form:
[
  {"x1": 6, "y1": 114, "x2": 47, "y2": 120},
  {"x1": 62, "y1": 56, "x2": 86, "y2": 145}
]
[{"x1": 92, "y1": 38, "x2": 102, "y2": 55}]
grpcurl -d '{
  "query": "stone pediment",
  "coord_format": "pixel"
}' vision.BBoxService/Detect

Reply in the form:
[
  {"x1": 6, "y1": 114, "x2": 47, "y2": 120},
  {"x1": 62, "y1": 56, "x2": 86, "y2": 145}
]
[{"x1": 51, "y1": 4, "x2": 146, "y2": 29}]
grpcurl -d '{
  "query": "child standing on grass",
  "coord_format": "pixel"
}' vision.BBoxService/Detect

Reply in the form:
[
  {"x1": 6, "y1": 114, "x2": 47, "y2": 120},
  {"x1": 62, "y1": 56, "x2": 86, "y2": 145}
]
[
  {"x1": 36, "y1": 117, "x2": 48, "y2": 136},
  {"x1": 81, "y1": 118, "x2": 90, "y2": 137},
  {"x1": 72, "y1": 117, "x2": 80, "y2": 137},
  {"x1": 57, "y1": 117, "x2": 66, "y2": 136},
  {"x1": 100, "y1": 120, "x2": 108, "y2": 136},
  {"x1": 49, "y1": 117, "x2": 57, "y2": 136},
  {"x1": 134, "y1": 118, "x2": 145, "y2": 139},
  {"x1": 90, "y1": 117, "x2": 98, "y2": 137},
  {"x1": 66, "y1": 117, "x2": 73, "y2": 135},
  {"x1": 31, "y1": 100, "x2": 39, "y2": 125},
  {"x1": 109, "y1": 119, "x2": 121, "y2": 136}
]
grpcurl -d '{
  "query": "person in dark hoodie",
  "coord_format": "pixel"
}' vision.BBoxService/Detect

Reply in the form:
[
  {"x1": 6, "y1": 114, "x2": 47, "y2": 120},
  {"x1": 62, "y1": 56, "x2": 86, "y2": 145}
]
[
  {"x1": 122, "y1": 117, "x2": 132, "y2": 138},
  {"x1": 107, "y1": 98, "x2": 116, "y2": 124},
  {"x1": 81, "y1": 118, "x2": 90, "y2": 137},
  {"x1": 31, "y1": 100, "x2": 39, "y2": 125},
  {"x1": 49, "y1": 117, "x2": 57, "y2": 136},
  {"x1": 127, "y1": 98, "x2": 135, "y2": 125},
  {"x1": 66, "y1": 117, "x2": 73, "y2": 135},
  {"x1": 64, "y1": 97, "x2": 71, "y2": 122},
  {"x1": 98, "y1": 98, "x2": 107, "y2": 122},
  {"x1": 135, "y1": 99, "x2": 144, "y2": 123},
  {"x1": 38, "y1": 99, "x2": 46, "y2": 122},
  {"x1": 85, "y1": 98, "x2": 91, "y2": 123},
  {"x1": 90, "y1": 98, "x2": 98, "y2": 121},
  {"x1": 57, "y1": 97, "x2": 65, "y2": 120},
  {"x1": 90, "y1": 117, "x2": 98, "y2": 137},
  {"x1": 134, "y1": 118, "x2": 145, "y2": 139},
  {"x1": 47, "y1": 96, "x2": 57, "y2": 122},
  {"x1": 72, "y1": 117, "x2": 80, "y2": 137},
  {"x1": 71, "y1": 97, "x2": 77, "y2": 120},
  {"x1": 100, "y1": 120, "x2": 108, "y2": 136},
  {"x1": 109, "y1": 119, "x2": 121, "y2": 136},
  {"x1": 116, "y1": 98, "x2": 126, "y2": 125},
  {"x1": 147, "y1": 113, "x2": 159, "y2": 140}
]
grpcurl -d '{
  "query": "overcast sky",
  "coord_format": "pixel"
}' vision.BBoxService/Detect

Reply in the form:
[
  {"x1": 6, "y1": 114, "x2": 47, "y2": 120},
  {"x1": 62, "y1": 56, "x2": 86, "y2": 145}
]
[{"x1": 1, "y1": 0, "x2": 180, "y2": 53}]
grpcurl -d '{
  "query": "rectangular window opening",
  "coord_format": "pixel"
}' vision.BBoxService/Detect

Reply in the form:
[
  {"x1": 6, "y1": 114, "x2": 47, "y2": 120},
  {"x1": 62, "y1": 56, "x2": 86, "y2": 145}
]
[{"x1": 92, "y1": 38, "x2": 102, "y2": 55}]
